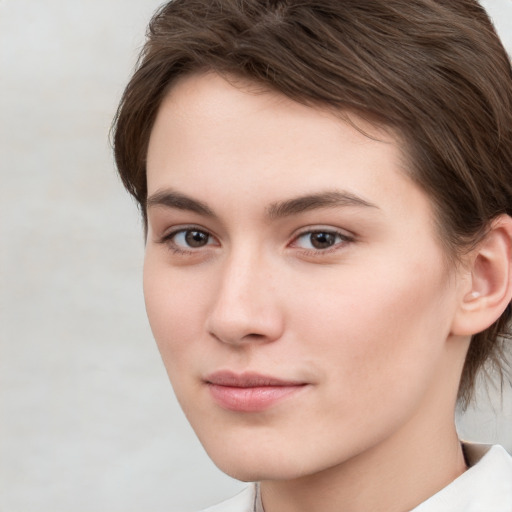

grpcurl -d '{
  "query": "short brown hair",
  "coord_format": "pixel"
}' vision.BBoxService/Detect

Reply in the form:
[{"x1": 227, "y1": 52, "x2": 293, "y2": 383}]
[{"x1": 112, "y1": 0, "x2": 512, "y2": 406}]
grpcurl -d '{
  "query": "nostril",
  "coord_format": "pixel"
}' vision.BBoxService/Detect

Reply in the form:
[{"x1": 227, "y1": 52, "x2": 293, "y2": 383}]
[
  {"x1": 209, "y1": 331, "x2": 222, "y2": 343},
  {"x1": 208, "y1": 329, "x2": 275, "y2": 345}
]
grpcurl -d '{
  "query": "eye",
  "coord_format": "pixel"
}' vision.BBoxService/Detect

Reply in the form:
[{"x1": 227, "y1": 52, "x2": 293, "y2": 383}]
[
  {"x1": 292, "y1": 229, "x2": 351, "y2": 251},
  {"x1": 161, "y1": 227, "x2": 218, "y2": 252},
  {"x1": 175, "y1": 229, "x2": 211, "y2": 248}
]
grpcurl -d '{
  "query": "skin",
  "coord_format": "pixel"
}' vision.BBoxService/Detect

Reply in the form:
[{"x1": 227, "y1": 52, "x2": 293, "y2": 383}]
[{"x1": 144, "y1": 72, "x2": 472, "y2": 512}]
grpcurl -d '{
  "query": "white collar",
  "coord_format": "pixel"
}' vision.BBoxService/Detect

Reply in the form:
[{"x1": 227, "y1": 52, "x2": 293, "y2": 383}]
[{"x1": 411, "y1": 443, "x2": 512, "y2": 511}]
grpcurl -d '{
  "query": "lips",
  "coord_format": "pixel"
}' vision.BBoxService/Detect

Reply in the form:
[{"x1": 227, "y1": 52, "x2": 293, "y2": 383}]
[{"x1": 204, "y1": 371, "x2": 307, "y2": 412}]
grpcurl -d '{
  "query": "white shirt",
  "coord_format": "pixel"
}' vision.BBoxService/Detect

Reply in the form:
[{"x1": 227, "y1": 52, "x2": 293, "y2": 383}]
[{"x1": 199, "y1": 444, "x2": 512, "y2": 512}]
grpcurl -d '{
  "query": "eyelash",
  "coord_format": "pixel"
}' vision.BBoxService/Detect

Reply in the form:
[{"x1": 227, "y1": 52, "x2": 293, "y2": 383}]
[
  {"x1": 158, "y1": 226, "x2": 218, "y2": 255},
  {"x1": 290, "y1": 228, "x2": 354, "y2": 255},
  {"x1": 158, "y1": 226, "x2": 354, "y2": 257}
]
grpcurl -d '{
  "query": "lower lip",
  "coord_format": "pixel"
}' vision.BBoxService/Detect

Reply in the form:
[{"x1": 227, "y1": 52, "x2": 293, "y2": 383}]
[{"x1": 207, "y1": 384, "x2": 306, "y2": 412}]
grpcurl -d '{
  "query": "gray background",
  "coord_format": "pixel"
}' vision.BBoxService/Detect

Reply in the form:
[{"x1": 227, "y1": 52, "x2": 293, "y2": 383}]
[{"x1": 0, "y1": 1, "x2": 511, "y2": 511}]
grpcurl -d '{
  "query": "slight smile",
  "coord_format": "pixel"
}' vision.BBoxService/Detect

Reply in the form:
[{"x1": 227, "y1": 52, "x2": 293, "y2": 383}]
[{"x1": 205, "y1": 371, "x2": 309, "y2": 413}]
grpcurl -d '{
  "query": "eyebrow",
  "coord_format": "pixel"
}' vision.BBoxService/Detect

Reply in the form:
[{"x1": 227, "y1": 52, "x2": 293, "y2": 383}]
[
  {"x1": 146, "y1": 189, "x2": 216, "y2": 217},
  {"x1": 266, "y1": 190, "x2": 378, "y2": 219},
  {"x1": 146, "y1": 188, "x2": 378, "y2": 219}
]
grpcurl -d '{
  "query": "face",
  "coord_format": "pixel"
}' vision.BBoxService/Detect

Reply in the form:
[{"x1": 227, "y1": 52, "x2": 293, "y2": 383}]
[{"x1": 144, "y1": 72, "x2": 466, "y2": 481}]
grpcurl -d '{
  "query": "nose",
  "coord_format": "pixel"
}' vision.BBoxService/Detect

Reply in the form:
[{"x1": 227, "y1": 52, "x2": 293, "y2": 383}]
[{"x1": 206, "y1": 251, "x2": 285, "y2": 346}]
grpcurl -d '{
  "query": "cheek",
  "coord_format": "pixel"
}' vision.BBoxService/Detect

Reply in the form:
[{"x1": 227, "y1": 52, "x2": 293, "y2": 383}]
[
  {"x1": 142, "y1": 254, "x2": 209, "y2": 371},
  {"x1": 289, "y1": 252, "x2": 455, "y2": 405}
]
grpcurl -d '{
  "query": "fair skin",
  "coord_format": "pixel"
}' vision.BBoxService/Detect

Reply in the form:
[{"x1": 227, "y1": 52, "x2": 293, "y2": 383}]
[{"x1": 143, "y1": 72, "x2": 512, "y2": 512}]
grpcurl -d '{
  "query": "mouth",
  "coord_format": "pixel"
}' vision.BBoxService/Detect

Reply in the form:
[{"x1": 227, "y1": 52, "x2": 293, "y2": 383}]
[{"x1": 204, "y1": 371, "x2": 308, "y2": 412}]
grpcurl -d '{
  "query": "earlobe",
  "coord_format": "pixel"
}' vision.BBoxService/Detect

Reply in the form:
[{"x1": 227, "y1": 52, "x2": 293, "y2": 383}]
[{"x1": 451, "y1": 214, "x2": 512, "y2": 336}]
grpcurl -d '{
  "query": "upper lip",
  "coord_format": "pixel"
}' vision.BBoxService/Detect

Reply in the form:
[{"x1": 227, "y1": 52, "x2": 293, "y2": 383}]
[{"x1": 204, "y1": 370, "x2": 305, "y2": 388}]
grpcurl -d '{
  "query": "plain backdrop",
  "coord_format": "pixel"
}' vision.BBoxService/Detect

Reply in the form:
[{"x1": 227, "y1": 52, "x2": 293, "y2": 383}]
[{"x1": 0, "y1": 1, "x2": 511, "y2": 511}]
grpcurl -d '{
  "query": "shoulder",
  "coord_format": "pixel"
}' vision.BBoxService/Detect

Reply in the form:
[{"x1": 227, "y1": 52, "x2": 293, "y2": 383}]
[{"x1": 197, "y1": 484, "x2": 258, "y2": 512}]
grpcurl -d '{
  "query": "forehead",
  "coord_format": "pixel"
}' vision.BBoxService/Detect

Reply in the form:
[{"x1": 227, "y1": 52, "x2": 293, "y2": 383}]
[
  {"x1": 154, "y1": 72, "x2": 394, "y2": 142},
  {"x1": 147, "y1": 72, "x2": 405, "y2": 193}
]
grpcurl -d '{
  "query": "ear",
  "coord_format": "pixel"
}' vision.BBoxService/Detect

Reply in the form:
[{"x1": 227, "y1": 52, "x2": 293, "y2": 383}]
[{"x1": 451, "y1": 214, "x2": 512, "y2": 336}]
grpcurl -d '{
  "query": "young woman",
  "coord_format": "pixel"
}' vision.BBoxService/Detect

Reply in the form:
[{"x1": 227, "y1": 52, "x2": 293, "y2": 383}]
[{"x1": 112, "y1": 0, "x2": 512, "y2": 510}]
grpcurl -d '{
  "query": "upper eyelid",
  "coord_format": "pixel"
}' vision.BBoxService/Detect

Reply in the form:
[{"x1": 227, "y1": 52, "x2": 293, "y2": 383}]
[
  {"x1": 159, "y1": 224, "x2": 216, "y2": 240},
  {"x1": 291, "y1": 225, "x2": 355, "y2": 240}
]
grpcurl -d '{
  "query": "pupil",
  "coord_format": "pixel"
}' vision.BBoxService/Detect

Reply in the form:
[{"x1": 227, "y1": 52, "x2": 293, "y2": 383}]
[
  {"x1": 311, "y1": 232, "x2": 335, "y2": 249},
  {"x1": 185, "y1": 230, "x2": 208, "y2": 247}
]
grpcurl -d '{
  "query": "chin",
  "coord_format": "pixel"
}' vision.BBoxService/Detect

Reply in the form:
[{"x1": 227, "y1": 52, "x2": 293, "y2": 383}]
[
  {"x1": 200, "y1": 435, "x2": 334, "y2": 482},
  {"x1": 211, "y1": 453, "x2": 306, "y2": 482}
]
